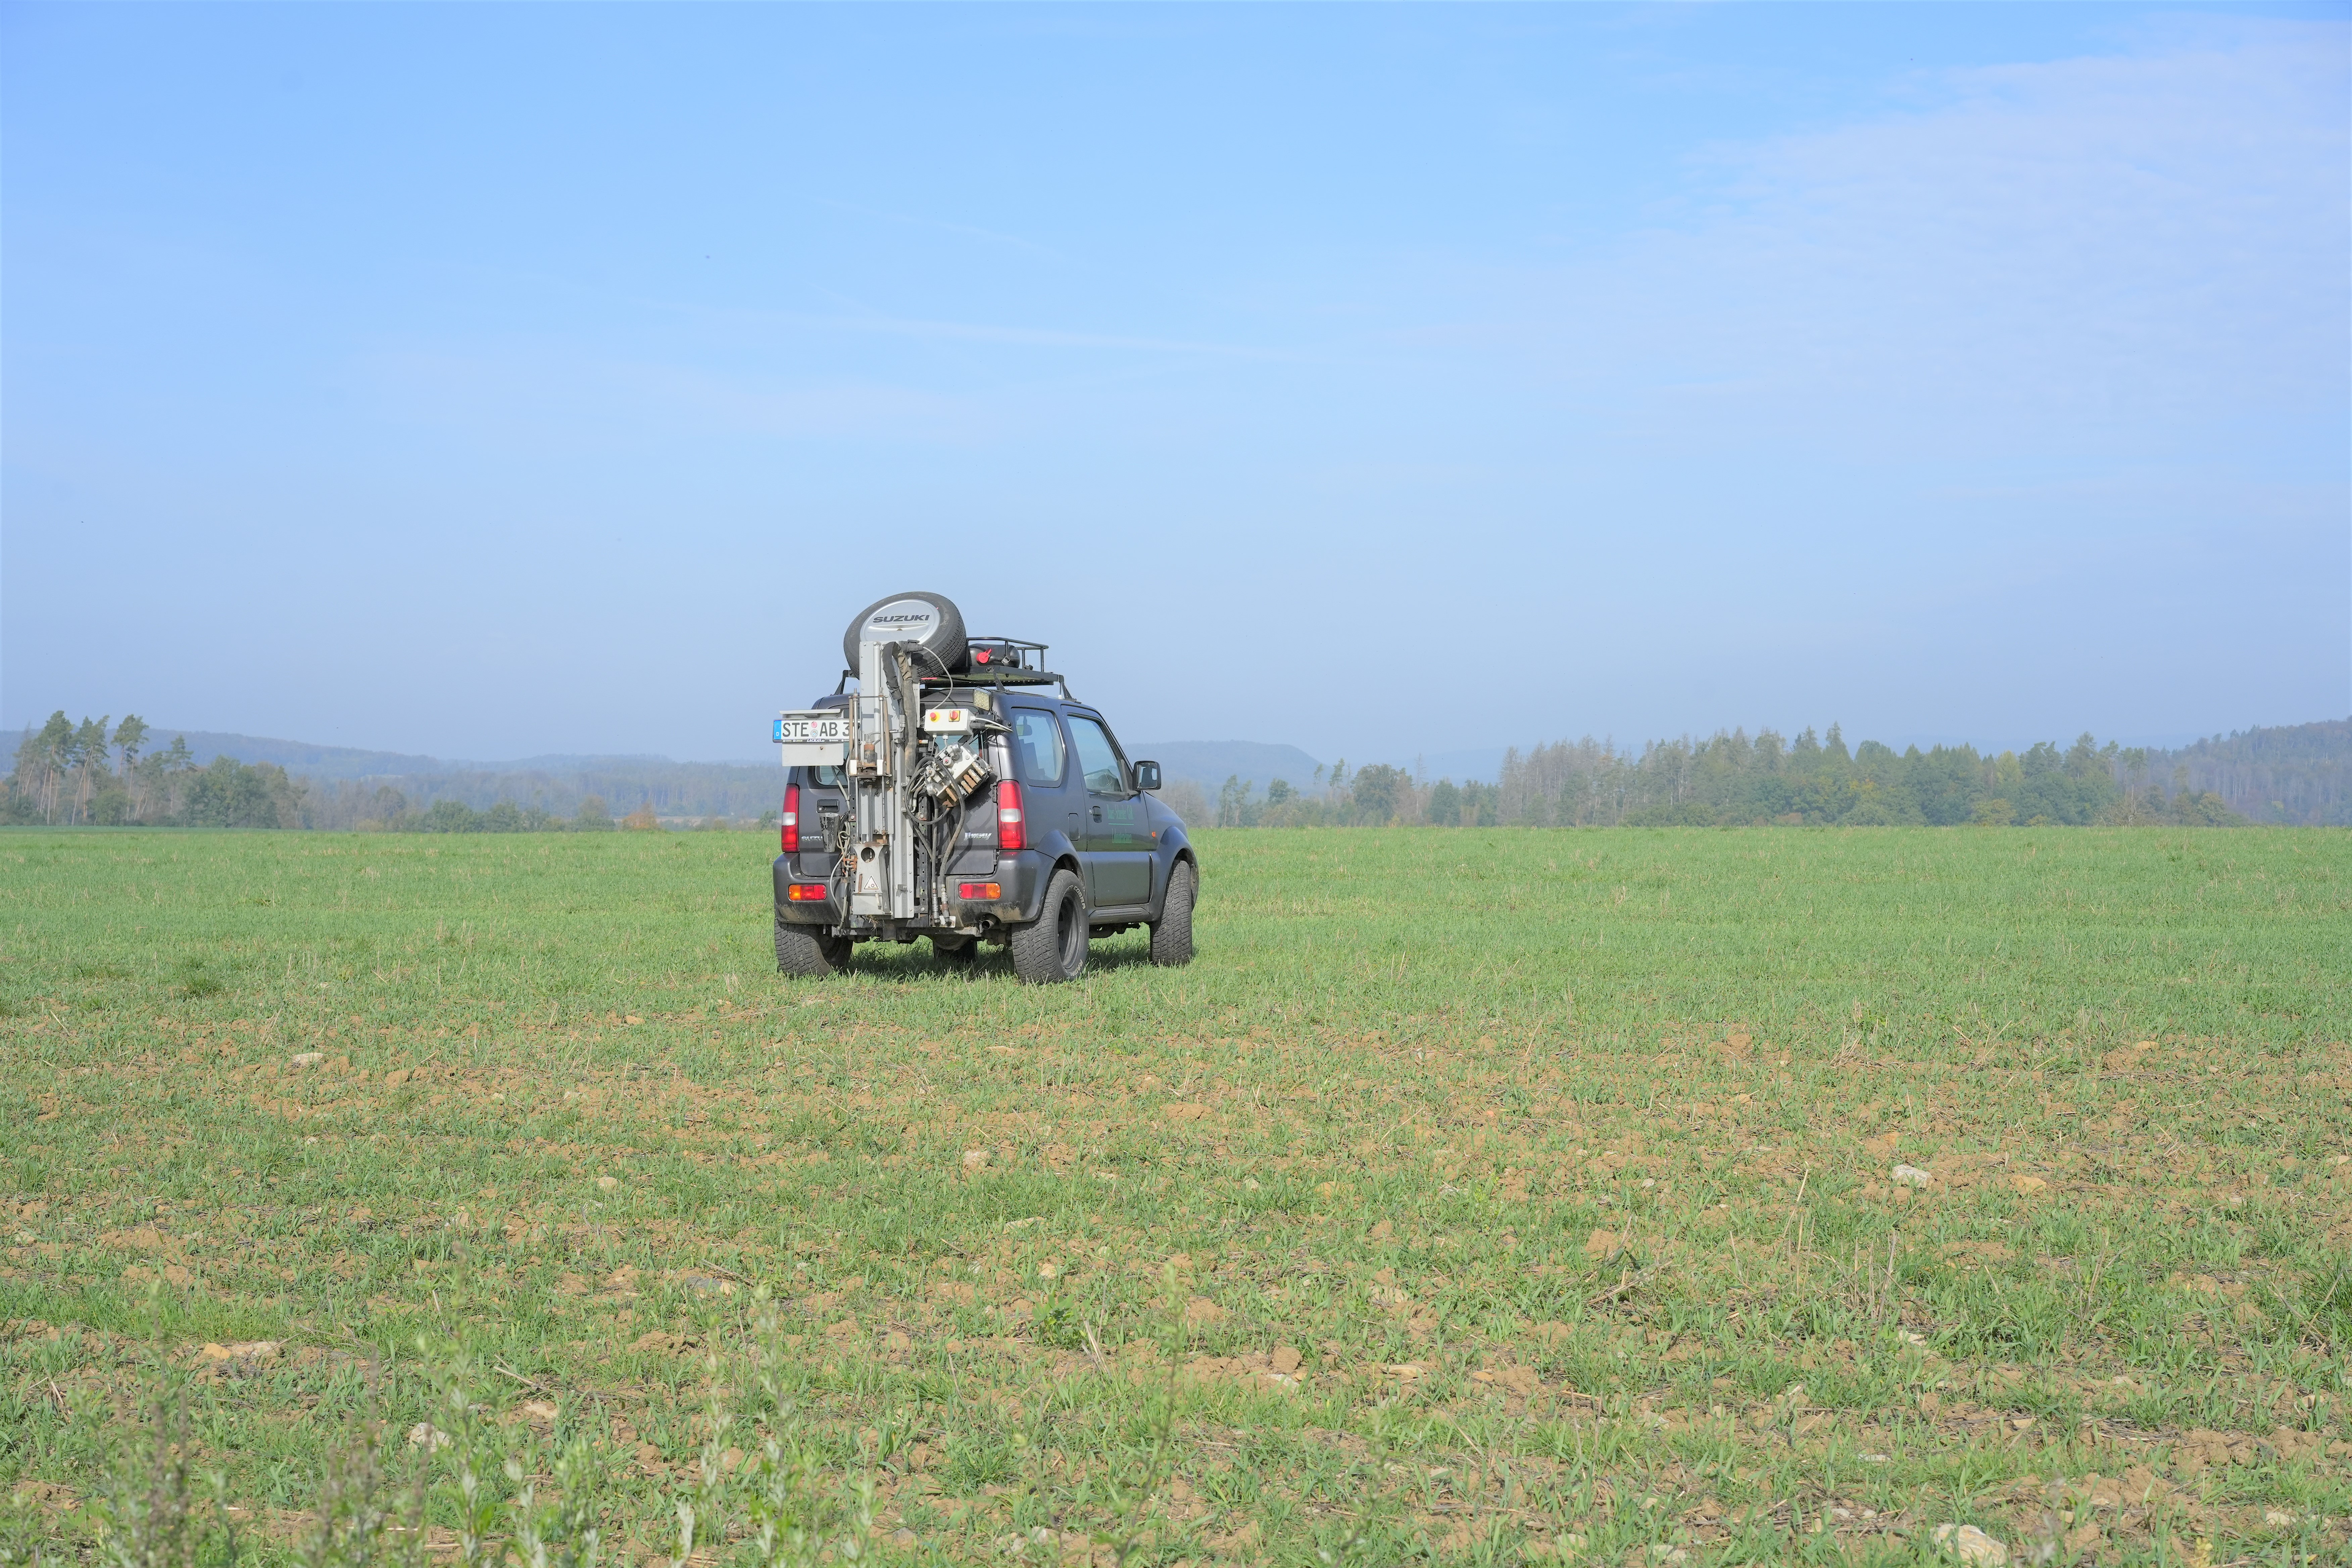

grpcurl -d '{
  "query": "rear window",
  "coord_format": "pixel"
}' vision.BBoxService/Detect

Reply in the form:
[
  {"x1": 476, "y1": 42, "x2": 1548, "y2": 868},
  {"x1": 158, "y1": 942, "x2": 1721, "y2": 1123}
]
[{"x1": 1011, "y1": 710, "x2": 1065, "y2": 786}]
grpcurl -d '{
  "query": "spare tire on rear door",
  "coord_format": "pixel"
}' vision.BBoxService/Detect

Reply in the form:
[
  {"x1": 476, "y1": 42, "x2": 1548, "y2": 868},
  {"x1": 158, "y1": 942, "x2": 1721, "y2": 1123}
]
[{"x1": 842, "y1": 592, "x2": 968, "y2": 677}]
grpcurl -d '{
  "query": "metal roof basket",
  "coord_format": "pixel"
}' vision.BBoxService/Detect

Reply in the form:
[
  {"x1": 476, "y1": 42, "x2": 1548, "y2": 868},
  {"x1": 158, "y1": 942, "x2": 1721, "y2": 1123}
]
[{"x1": 935, "y1": 637, "x2": 1062, "y2": 690}]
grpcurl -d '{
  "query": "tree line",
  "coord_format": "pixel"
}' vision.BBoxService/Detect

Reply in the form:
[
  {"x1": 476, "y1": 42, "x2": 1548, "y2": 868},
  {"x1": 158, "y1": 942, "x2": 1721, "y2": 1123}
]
[
  {"x1": 1207, "y1": 726, "x2": 2254, "y2": 829},
  {"x1": 18, "y1": 706, "x2": 2329, "y2": 832},
  {"x1": 3, "y1": 712, "x2": 764, "y2": 831}
]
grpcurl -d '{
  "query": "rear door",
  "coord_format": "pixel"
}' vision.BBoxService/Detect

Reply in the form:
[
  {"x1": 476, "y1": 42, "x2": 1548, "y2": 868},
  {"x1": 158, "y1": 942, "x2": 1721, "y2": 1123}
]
[
  {"x1": 1066, "y1": 712, "x2": 1154, "y2": 906},
  {"x1": 793, "y1": 765, "x2": 848, "y2": 879}
]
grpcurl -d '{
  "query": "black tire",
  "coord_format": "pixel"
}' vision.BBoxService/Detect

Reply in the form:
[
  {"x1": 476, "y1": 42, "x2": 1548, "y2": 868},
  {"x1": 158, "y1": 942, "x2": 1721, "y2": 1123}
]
[
  {"x1": 931, "y1": 933, "x2": 979, "y2": 965},
  {"x1": 1009, "y1": 868, "x2": 1088, "y2": 984},
  {"x1": 776, "y1": 918, "x2": 851, "y2": 977},
  {"x1": 841, "y1": 591, "x2": 968, "y2": 678},
  {"x1": 1149, "y1": 860, "x2": 1196, "y2": 967}
]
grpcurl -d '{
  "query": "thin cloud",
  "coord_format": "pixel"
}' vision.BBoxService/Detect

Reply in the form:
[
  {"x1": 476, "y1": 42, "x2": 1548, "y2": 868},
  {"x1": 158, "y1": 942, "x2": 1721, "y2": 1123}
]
[{"x1": 1480, "y1": 21, "x2": 2348, "y2": 451}]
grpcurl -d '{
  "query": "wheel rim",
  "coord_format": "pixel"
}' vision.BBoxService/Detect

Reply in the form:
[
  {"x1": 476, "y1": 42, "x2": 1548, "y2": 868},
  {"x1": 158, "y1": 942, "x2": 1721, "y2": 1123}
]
[{"x1": 1057, "y1": 889, "x2": 1084, "y2": 973}]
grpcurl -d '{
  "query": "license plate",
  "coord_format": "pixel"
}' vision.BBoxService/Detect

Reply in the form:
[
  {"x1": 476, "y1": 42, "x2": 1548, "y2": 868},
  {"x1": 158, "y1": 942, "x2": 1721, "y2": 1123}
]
[{"x1": 775, "y1": 711, "x2": 849, "y2": 766}]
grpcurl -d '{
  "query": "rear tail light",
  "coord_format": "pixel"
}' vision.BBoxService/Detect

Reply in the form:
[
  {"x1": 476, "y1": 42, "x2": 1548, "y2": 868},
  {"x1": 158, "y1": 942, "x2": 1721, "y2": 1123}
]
[
  {"x1": 996, "y1": 779, "x2": 1025, "y2": 851},
  {"x1": 958, "y1": 882, "x2": 1003, "y2": 900},
  {"x1": 782, "y1": 782, "x2": 799, "y2": 852},
  {"x1": 786, "y1": 883, "x2": 830, "y2": 902}
]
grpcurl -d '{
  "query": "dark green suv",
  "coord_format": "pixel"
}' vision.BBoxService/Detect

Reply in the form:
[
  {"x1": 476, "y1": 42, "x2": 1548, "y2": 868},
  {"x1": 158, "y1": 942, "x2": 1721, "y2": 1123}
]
[{"x1": 771, "y1": 683, "x2": 1197, "y2": 984}]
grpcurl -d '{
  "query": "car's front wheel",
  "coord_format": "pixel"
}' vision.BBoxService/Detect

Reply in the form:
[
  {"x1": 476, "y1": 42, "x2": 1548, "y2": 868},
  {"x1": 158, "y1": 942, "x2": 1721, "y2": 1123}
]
[
  {"x1": 776, "y1": 917, "x2": 851, "y2": 977},
  {"x1": 1009, "y1": 868, "x2": 1088, "y2": 984}
]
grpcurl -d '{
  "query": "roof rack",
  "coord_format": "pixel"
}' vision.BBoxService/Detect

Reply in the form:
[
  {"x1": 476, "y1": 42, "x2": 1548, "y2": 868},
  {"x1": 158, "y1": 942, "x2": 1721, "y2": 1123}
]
[
  {"x1": 922, "y1": 637, "x2": 1069, "y2": 696},
  {"x1": 965, "y1": 636, "x2": 1047, "y2": 671},
  {"x1": 920, "y1": 668, "x2": 1063, "y2": 689}
]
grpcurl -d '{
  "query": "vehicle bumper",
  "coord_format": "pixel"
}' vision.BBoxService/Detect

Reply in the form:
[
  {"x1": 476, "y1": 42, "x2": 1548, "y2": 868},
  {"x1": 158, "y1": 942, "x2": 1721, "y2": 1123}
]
[
  {"x1": 774, "y1": 852, "x2": 1046, "y2": 928},
  {"x1": 952, "y1": 850, "x2": 1047, "y2": 924}
]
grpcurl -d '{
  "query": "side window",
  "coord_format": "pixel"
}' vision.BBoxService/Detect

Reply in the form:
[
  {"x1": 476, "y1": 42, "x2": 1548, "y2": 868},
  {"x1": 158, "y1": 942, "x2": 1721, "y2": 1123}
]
[
  {"x1": 1066, "y1": 715, "x2": 1128, "y2": 796},
  {"x1": 1011, "y1": 709, "x2": 1065, "y2": 787}
]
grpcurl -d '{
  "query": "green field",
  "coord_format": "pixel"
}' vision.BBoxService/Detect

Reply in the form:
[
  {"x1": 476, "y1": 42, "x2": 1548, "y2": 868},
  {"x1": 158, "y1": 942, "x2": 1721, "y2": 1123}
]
[{"x1": 3, "y1": 826, "x2": 2348, "y2": 1566}]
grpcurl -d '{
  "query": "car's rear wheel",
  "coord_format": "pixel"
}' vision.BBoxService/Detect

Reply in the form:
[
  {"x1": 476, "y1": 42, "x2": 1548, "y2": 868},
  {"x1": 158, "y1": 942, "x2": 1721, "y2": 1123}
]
[
  {"x1": 776, "y1": 918, "x2": 851, "y2": 977},
  {"x1": 1010, "y1": 869, "x2": 1088, "y2": 984},
  {"x1": 1149, "y1": 860, "x2": 1196, "y2": 967}
]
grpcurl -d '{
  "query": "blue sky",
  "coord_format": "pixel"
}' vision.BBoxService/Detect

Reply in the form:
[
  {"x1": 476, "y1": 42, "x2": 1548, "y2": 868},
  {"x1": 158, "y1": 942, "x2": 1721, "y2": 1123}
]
[{"x1": 4, "y1": 3, "x2": 2345, "y2": 768}]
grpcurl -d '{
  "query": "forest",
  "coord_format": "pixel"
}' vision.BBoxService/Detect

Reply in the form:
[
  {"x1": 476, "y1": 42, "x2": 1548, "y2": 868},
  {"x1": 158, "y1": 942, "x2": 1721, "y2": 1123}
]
[
  {"x1": 1206, "y1": 725, "x2": 2282, "y2": 829},
  {"x1": 2145, "y1": 719, "x2": 2350, "y2": 824},
  {"x1": 0, "y1": 714, "x2": 307, "y2": 829}
]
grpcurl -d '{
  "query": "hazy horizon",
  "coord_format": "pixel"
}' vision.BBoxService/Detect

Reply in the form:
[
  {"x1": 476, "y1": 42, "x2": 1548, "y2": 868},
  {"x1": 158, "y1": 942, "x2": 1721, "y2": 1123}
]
[
  {"x1": 6, "y1": 5, "x2": 2345, "y2": 761},
  {"x1": 14, "y1": 714, "x2": 2333, "y2": 789}
]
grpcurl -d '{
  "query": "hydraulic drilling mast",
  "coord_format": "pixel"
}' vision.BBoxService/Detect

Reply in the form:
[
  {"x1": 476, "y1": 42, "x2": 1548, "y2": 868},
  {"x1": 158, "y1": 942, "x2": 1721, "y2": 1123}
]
[{"x1": 848, "y1": 632, "x2": 919, "y2": 920}]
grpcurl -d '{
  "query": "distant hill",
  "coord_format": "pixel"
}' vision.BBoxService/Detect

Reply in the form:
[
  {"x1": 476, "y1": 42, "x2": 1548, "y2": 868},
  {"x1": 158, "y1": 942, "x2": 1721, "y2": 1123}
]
[
  {"x1": 129, "y1": 728, "x2": 780, "y2": 824},
  {"x1": 150, "y1": 729, "x2": 455, "y2": 779},
  {"x1": 1129, "y1": 740, "x2": 1325, "y2": 791},
  {"x1": 130, "y1": 727, "x2": 1331, "y2": 825},
  {"x1": 300, "y1": 761, "x2": 789, "y2": 827},
  {"x1": 148, "y1": 729, "x2": 759, "y2": 780}
]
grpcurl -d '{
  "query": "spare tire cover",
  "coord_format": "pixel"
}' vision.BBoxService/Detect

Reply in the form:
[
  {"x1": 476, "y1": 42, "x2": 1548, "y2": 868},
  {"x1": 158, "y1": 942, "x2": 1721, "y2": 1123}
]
[{"x1": 842, "y1": 591, "x2": 968, "y2": 676}]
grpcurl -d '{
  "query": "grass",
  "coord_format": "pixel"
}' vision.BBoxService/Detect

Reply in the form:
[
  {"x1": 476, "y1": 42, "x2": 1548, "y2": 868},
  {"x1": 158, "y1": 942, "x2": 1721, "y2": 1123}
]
[{"x1": 1, "y1": 824, "x2": 2347, "y2": 1565}]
